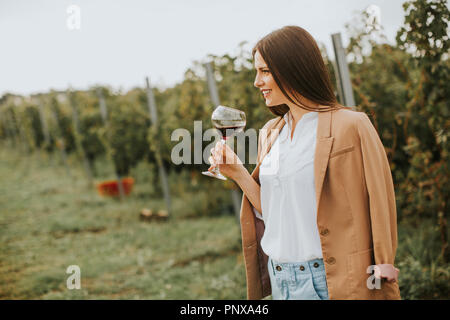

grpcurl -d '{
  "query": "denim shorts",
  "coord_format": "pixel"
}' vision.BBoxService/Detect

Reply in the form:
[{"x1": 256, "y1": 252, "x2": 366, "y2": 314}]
[{"x1": 268, "y1": 256, "x2": 329, "y2": 300}]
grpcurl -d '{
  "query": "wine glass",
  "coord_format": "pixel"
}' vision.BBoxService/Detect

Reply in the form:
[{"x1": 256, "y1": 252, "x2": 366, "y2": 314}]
[{"x1": 202, "y1": 105, "x2": 246, "y2": 180}]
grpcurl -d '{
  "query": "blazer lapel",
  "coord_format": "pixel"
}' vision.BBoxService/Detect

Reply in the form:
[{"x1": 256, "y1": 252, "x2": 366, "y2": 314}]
[{"x1": 314, "y1": 111, "x2": 334, "y2": 209}]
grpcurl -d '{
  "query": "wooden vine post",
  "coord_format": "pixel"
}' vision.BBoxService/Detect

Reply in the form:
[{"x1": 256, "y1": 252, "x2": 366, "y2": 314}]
[{"x1": 145, "y1": 77, "x2": 172, "y2": 215}]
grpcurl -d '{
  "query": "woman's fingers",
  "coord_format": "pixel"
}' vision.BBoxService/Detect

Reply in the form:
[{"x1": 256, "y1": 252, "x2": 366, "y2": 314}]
[
  {"x1": 211, "y1": 143, "x2": 225, "y2": 164},
  {"x1": 208, "y1": 145, "x2": 223, "y2": 171},
  {"x1": 207, "y1": 144, "x2": 224, "y2": 173},
  {"x1": 215, "y1": 142, "x2": 239, "y2": 165},
  {"x1": 208, "y1": 155, "x2": 215, "y2": 172},
  {"x1": 209, "y1": 141, "x2": 241, "y2": 169},
  {"x1": 392, "y1": 267, "x2": 400, "y2": 282},
  {"x1": 375, "y1": 264, "x2": 399, "y2": 282}
]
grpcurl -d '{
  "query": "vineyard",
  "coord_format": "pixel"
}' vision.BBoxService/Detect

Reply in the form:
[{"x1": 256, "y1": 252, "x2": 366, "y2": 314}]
[{"x1": 0, "y1": 0, "x2": 449, "y2": 299}]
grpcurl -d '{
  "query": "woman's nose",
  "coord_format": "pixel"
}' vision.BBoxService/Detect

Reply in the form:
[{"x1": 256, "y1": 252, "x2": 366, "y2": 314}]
[{"x1": 254, "y1": 76, "x2": 264, "y2": 88}]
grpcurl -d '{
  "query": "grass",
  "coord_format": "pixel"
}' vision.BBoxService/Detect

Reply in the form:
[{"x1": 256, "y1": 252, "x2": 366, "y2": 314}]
[{"x1": 0, "y1": 145, "x2": 247, "y2": 299}]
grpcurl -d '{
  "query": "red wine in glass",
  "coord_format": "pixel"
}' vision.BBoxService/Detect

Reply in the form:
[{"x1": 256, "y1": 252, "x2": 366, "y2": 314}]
[
  {"x1": 202, "y1": 105, "x2": 246, "y2": 180},
  {"x1": 215, "y1": 124, "x2": 246, "y2": 140}
]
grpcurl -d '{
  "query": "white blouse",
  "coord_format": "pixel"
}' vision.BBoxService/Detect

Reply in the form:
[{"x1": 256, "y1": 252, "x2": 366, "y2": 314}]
[{"x1": 253, "y1": 110, "x2": 323, "y2": 263}]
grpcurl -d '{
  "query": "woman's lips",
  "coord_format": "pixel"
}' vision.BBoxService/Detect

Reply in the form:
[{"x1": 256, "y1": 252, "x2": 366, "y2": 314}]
[{"x1": 262, "y1": 89, "x2": 271, "y2": 98}]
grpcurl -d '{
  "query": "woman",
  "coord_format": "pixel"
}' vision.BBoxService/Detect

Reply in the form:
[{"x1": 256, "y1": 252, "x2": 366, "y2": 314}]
[{"x1": 208, "y1": 26, "x2": 400, "y2": 300}]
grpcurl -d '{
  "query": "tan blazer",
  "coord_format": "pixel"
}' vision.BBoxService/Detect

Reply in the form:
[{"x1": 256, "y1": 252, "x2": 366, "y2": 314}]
[{"x1": 239, "y1": 108, "x2": 401, "y2": 300}]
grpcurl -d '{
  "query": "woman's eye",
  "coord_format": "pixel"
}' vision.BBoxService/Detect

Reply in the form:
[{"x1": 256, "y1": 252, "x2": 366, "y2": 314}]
[{"x1": 263, "y1": 70, "x2": 270, "y2": 73}]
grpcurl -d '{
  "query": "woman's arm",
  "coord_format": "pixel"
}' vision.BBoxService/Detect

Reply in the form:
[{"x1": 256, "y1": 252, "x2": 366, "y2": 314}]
[
  {"x1": 234, "y1": 165, "x2": 262, "y2": 213},
  {"x1": 357, "y1": 112, "x2": 399, "y2": 282}
]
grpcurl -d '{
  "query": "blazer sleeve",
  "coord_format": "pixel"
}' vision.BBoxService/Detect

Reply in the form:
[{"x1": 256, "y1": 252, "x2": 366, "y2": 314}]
[{"x1": 357, "y1": 112, "x2": 398, "y2": 266}]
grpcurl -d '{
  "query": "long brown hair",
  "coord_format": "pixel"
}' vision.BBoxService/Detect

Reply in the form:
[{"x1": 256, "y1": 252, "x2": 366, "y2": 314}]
[{"x1": 252, "y1": 25, "x2": 351, "y2": 116}]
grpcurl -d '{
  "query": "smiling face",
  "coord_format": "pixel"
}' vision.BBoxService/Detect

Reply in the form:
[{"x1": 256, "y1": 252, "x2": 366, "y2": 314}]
[{"x1": 253, "y1": 50, "x2": 287, "y2": 107}]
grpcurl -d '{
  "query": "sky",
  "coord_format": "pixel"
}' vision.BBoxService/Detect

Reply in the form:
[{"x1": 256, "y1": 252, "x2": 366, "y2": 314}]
[{"x1": 0, "y1": 0, "x2": 407, "y2": 96}]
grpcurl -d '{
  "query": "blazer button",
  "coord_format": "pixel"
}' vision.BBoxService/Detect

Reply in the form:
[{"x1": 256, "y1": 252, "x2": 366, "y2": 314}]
[
  {"x1": 326, "y1": 257, "x2": 336, "y2": 265},
  {"x1": 320, "y1": 229, "x2": 329, "y2": 236}
]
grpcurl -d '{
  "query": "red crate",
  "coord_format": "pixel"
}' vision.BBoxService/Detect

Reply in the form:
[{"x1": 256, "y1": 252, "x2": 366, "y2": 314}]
[{"x1": 97, "y1": 177, "x2": 134, "y2": 197}]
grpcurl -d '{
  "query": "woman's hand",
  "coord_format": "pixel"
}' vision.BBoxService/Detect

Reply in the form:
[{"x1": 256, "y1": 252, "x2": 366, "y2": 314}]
[
  {"x1": 374, "y1": 264, "x2": 399, "y2": 283},
  {"x1": 208, "y1": 141, "x2": 244, "y2": 181}
]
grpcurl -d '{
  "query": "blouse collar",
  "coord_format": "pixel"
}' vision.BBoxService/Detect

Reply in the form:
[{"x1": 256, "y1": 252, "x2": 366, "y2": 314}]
[{"x1": 282, "y1": 110, "x2": 318, "y2": 140}]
